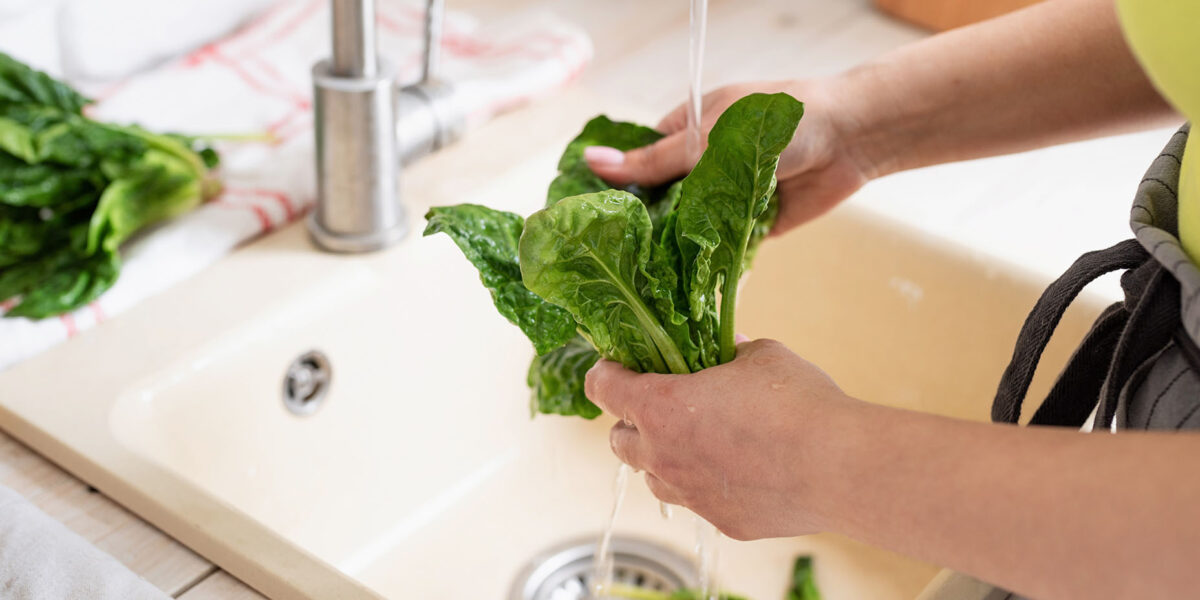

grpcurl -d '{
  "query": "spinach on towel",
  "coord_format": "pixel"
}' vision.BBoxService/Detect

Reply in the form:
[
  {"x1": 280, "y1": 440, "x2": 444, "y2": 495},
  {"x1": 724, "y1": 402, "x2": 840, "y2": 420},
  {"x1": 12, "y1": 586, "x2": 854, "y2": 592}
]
[
  {"x1": 0, "y1": 52, "x2": 221, "y2": 319},
  {"x1": 425, "y1": 93, "x2": 803, "y2": 418}
]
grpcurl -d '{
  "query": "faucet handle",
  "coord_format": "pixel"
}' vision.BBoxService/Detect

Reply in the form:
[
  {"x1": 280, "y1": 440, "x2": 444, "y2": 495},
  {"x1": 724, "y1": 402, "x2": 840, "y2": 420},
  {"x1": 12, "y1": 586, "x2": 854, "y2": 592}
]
[{"x1": 421, "y1": 0, "x2": 444, "y2": 84}]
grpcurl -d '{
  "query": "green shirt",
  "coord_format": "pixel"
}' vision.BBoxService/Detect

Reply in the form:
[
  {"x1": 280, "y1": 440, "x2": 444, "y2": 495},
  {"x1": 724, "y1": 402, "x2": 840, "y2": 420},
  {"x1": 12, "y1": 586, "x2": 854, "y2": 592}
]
[{"x1": 1116, "y1": 0, "x2": 1200, "y2": 263}]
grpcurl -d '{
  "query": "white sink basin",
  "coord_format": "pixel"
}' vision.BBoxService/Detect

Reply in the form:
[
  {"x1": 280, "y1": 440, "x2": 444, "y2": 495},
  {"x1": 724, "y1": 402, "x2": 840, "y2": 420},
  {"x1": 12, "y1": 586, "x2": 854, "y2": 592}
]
[{"x1": 0, "y1": 96, "x2": 1107, "y2": 599}]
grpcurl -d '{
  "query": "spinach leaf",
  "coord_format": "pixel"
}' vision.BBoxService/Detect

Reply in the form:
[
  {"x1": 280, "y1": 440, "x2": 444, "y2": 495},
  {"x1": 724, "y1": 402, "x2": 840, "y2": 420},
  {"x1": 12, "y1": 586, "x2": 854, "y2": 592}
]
[
  {"x1": 547, "y1": 115, "x2": 666, "y2": 206},
  {"x1": 675, "y1": 92, "x2": 803, "y2": 363},
  {"x1": 527, "y1": 335, "x2": 601, "y2": 418},
  {"x1": 520, "y1": 190, "x2": 690, "y2": 374},
  {"x1": 87, "y1": 159, "x2": 199, "y2": 254},
  {"x1": 786, "y1": 556, "x2": 821, "y2": 600},
  {"x1": 1, "y1": 248, "x2": 119, "y2": 318},
  {"x1": 0, "y1": 52, "x2": 220, "y2": 320},
  {"x1": 0, "y1": 52, "x2": 90, "y2": 114},
  {"x1": 424, "y1": 204, "x2": 577, "y2": 355}
]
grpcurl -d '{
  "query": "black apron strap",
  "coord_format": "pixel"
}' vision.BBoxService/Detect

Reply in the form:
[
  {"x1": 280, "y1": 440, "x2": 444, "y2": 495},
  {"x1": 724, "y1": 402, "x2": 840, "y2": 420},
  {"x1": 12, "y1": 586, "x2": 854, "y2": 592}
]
[
  {"x1": 992, "y1": 239, "x2": 1147, "y2": 424},
  {"x1": 1028, "y1": 302, "x2": 1127, "y2": 427}
]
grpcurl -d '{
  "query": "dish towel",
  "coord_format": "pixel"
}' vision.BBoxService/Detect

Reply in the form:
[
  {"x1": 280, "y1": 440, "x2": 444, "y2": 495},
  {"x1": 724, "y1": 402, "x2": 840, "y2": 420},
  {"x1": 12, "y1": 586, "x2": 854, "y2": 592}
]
[
  {"x1": 0, "y1": 483, "x2": 167, "y2": 599},
  {"x1": 0, "y1": 0, "x2": 592, "y2": 372}
]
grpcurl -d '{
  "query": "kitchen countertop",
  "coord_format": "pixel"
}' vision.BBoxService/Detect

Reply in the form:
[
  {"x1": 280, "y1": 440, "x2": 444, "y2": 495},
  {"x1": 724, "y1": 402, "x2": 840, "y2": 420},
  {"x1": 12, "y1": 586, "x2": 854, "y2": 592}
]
[{"x1": 0, "y1": 0, "x2": 1181, "y2": 596}]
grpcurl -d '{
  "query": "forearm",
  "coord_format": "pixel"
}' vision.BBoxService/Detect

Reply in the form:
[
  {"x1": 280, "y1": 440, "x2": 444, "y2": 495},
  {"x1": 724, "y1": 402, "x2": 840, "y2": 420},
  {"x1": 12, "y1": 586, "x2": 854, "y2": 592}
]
[
  {"x1": 833, "y1": 0, "x2": 1179, "y2": 178},
  {"x1": 813, "y1": 400, "x2": 1200, "y2": 599}
]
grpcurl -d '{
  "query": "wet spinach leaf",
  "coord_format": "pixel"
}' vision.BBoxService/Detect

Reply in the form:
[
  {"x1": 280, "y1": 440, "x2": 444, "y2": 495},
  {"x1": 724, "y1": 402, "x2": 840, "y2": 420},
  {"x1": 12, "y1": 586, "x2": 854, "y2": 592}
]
[
  {"x1": 423, "y1": 204, "x2": 577, "y2": 355},
  {"x1": 520, "y1": 189, "x2": 691, "y2": 374},
  {"x1": 527, "y1": 335, "x2": 601, "y2": 418},
  {"x1": 675, "y1": 92, "x2": 803, "y2": 363}
]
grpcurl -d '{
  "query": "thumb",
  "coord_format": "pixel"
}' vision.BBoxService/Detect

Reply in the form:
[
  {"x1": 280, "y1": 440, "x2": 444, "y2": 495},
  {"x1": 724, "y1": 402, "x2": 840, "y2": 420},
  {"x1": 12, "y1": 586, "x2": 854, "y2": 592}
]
[{"x1": 584, "y1": 133, "x2": 692, "y2": 187}]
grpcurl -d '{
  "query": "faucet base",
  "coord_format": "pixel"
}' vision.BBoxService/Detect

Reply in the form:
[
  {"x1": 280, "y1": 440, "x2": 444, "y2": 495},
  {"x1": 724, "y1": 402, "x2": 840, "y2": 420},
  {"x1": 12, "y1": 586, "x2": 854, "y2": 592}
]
[
  {"x1": 306, "y1": 211, "x2": 407, "y2": 253},
  {"x1": 310, "y1": 58, "x2": 405, "y2": 254}
]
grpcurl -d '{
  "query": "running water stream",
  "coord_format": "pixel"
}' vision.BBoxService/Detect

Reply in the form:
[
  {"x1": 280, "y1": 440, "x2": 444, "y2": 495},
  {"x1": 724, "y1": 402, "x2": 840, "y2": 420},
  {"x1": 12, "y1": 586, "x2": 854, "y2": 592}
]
[
  {"x1": 592, "y1": 463, "x2": 631, "y2": 599},
  {"x1": 686, "y1": 0, "x2": 709, "y2": 162},
  {"x1": 686, "y1": 1, "x2": 724, "y2": 599}
]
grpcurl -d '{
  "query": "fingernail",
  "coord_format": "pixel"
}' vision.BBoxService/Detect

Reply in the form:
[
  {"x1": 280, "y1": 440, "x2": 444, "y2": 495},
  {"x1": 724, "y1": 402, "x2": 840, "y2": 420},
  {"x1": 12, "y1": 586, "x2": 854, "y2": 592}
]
[
  {"x1": 735, "y1": 333, "x2": 750, "y2": 343},
  {"x1": 584, "y1": 145, "x2": 625, "y2": 167}
]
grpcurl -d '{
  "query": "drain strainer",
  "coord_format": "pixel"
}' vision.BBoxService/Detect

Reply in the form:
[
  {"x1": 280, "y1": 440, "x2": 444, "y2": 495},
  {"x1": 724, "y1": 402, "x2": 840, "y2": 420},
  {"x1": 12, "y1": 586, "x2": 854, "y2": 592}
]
[
  {"x1": 509, "y1": 536, "x2": 696, "y2": 600},
  {"x1": 282, "y1": 350, "x2": 331, "y2": 416}
]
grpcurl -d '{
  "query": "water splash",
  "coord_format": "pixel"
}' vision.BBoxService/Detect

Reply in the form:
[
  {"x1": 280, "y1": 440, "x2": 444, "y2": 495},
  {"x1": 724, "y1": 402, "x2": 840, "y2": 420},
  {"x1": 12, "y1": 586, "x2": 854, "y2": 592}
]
[
  {"x1": 695, "y1": 516, "x2": 723, "y2": 600},
  {"x1": 686, "y1": 0, "x2": 709, "y2": 162},
  {"x1": 592, "y1": 463, "x2": 631, "y2": 598}
]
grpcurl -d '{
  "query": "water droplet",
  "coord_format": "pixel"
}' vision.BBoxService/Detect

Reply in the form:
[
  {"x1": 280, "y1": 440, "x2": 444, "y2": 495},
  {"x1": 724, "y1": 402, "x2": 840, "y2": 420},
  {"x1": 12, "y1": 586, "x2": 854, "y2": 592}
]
[
  {"x1": 770, "y1": 382, "x2": 785, "y2": 391},
  {"x1": 687, "y1": 405, "x2": 697, "y2": 413},
  {"x1": 660, "y1": 501, "x2": 674, "y2": 520}
]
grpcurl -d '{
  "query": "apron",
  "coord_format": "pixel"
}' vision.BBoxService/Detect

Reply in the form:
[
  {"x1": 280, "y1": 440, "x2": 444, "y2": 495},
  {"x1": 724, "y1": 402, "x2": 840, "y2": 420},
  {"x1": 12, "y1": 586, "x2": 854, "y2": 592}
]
[
  {"x1": 919, "y1": 124, "x2": 1199, "y2": 600},
  {"x1": 994, "y1": 124, "x2": 1200, "y2": 433}
]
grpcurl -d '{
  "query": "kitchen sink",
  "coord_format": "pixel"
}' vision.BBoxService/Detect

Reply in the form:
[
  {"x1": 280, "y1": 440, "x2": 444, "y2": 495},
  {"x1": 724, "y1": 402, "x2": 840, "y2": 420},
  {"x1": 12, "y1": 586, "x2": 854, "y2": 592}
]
[{"x1": 0, "y1": 95, "x2": 1107, "y2": 598}]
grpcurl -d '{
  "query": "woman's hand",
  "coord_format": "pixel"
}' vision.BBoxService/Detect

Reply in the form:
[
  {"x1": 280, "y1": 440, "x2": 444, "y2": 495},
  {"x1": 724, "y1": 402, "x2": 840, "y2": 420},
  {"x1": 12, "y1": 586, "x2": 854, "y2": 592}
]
[
  {"x1": 582, "y1": 80, "x2": 877, "y2": 235},
  {"x1": 584, "y1": 338, "x2": 856, "y2": 540}
]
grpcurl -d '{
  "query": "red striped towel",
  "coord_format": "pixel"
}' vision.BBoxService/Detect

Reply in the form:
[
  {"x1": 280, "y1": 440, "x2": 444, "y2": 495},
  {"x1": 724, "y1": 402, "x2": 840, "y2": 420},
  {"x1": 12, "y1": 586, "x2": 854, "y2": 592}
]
[{"x1": 0, "y1": 0, "x2": 591, "y2": 371}]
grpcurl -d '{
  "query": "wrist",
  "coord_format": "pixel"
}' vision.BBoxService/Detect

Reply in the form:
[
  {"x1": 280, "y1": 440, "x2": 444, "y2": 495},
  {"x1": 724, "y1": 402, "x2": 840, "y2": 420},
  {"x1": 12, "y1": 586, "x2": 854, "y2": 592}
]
[
  {"x1": 794, "y1": 393, "x2": 882, "y2": 535},
  {"x1": 824, "y1": 62, "x2": 909, "y2": 181}
]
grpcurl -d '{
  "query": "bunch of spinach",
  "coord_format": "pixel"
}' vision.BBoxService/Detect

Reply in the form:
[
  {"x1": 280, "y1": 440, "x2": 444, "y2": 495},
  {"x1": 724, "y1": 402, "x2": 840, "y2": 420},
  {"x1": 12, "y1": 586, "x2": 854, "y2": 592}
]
[
  {"x1": 425, "y1": 93, "x2": 802, "y2": 418},
  {"x1": 0, "y1": 52, "x2": 220, "y2": 319}
]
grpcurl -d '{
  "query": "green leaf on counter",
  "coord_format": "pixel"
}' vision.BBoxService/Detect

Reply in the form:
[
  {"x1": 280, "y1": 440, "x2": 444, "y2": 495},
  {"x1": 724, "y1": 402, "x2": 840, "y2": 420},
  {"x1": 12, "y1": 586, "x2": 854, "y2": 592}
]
[
  {"x1": 423, "y1": 204, "x2": 578, "y2": 356},
  {"x1": 0, "y1": 52, "x2": 221, "y2": 320},
  {"x1": 0, "y1": 52, "x2": 90, "y2": 114}
]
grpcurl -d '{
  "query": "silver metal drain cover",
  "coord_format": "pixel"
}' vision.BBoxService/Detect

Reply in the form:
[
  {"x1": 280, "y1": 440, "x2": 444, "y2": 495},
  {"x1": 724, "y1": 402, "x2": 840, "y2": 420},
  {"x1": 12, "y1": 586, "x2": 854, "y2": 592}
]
[
  {"x1": 509, "y1": 536, "x2": 696, "y2": 600},
  {"x1": 282, "y1": 350, "x2": 331, "y2": 416}
]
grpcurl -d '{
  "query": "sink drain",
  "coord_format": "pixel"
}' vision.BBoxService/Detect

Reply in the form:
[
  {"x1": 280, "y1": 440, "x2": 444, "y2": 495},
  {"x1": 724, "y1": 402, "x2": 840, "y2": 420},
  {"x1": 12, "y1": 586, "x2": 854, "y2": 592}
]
[
  {"x1": 509, "y1": 536, "x2": 696, "y2": 600},
  {"x1": 282, "y1": 350, "x2": 331, "y2": 416}
]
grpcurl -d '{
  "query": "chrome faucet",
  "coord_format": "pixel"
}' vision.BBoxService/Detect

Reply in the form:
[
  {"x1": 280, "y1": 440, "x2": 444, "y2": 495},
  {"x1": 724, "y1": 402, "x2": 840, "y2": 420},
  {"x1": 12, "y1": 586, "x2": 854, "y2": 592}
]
[{"x1": 309, "y1": 0, "x2": 464, "y2": 253}]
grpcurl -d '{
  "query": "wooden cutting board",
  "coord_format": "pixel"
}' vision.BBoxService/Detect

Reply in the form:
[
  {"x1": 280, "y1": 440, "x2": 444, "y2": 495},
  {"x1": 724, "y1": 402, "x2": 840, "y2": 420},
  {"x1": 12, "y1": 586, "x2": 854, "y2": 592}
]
[{"x1": 875, "y1": 0, "x2": 1044, "y2": 31}]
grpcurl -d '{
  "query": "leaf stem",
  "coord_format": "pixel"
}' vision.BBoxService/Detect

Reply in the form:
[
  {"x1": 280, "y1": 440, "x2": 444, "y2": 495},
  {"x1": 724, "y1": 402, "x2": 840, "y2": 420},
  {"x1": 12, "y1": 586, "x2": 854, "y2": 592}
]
[
  {"x1": 718, "y1": 223, "x2": 754, "y2": 364},
  {"x1": 189, "y1": 131, "x2": 278, "y2": 144},
  {"x1": 614, "y1": 272, "x2": 691, "y2": 375}
]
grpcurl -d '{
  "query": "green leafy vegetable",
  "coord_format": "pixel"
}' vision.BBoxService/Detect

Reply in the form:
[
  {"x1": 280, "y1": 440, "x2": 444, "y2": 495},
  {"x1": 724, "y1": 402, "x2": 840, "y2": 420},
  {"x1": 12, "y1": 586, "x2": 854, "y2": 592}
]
[
  {"x1": 547, "y1": 115, "x2": 666, "y2": 206},
  {"x1": 786, "y1": 556, "x2": 821, "y2": 600},
  {"x1": 521, "y1": 190, "x2": 690, "y2": 374},
  {"x1": 0, "y1": 52, "x2": 221, "y2": 319},
  {"x1": 424, "y1": 93, "x2": 802, "y2": 418},
  {"x1": 527, "y1": 335, "x2": 601, "y2": 418},
  {"x1": 0, "y1": 52, "x2": 89, "y2": 113},
  {"x1": 675, "y1": 93, "x2": 803, "y2": 363},
  {"x1": 424, "y1": 204, "x2": 577, "y2": 355}
]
